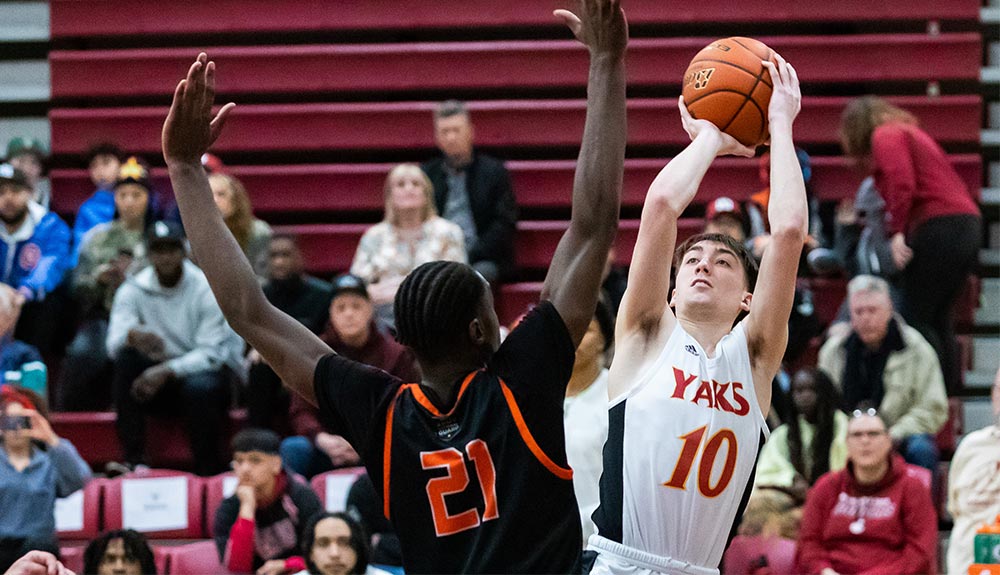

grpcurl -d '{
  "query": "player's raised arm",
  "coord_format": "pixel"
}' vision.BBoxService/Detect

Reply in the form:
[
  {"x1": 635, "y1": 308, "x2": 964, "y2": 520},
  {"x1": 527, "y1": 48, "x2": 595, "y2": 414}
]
[
  {"x1": 162, "y1": 54, "x2": 332, "y2": 405},
  {"x1": 617, "y1": 101, "x2": 754, "y2": 343},
  {"x1": 745, "y1": 55, "x2": 807, "y2": 393},
  {"x1": 541, "y1": 0, "x2": 627, "y2": 346}
]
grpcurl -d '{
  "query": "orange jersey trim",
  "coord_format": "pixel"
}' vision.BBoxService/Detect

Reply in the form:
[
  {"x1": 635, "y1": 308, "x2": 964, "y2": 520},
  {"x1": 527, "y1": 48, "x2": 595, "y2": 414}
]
[
  {"x1": 408, "y1": 371, "x2": 478, "y2": 419},
  {"x1": 383, "y1": 385, "x2": 408, "y2": 520},
  {"x1": 498, "y1": 380, "x2": 573, "y2": 481}
]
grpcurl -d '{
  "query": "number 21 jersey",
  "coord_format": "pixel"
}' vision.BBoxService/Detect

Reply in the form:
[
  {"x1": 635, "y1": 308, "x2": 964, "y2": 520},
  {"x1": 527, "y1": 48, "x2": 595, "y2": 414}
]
[{"x1": 593, "y1": 321, "x2": 769, "y2": 569}]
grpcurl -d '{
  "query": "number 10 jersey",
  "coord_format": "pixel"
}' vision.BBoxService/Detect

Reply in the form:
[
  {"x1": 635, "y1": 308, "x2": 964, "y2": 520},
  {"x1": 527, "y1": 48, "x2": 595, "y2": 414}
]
[{"x1": 593, "y1": 321, "x2": 769, "y2": 570}]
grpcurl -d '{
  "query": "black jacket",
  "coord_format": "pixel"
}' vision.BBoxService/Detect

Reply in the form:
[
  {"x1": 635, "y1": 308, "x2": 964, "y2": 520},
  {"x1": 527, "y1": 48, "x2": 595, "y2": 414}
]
[{"x1": 422, "y1": 152, "x2": 518, "y2": 277}]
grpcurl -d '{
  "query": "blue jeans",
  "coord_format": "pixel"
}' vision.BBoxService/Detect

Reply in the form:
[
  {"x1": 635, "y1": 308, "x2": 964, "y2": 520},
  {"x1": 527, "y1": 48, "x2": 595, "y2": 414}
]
[
  {"x1": 280, "y1": 436, "x2": 335, "y2": 479},
  {"x1": 900, "y1": 433, "x2": 939, "y2": 471}
]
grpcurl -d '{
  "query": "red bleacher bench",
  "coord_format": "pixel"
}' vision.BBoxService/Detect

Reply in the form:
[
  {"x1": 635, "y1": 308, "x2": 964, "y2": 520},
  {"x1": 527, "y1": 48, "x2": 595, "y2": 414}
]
[
  {"x1": 165, "y1": 540, "x2": 233, "y2": 575},
  {"x1": 50, "y1": 34, "x2": 980, "y2": 100},
  {"x1": 55, "y1": 479, "x2": 105, "y2": 541},
  {"x1": 203, "y1": 472, "x2": 239, "y2": 538},
  {"x1": 50, "y1": 0, "x2": 981, "y2": 39},
  {"x1": 50, "y1": 155, "x2": 982, "y2": 218},
  {"x1": 102, "y1": 470, "x2": 206, "y2": 539},
  {"x1": 310, "y1": 467, "x2": 367, "y2": 513},
  {"x1": 49, "y1": 96, "x2": 981, "y2": 156}
]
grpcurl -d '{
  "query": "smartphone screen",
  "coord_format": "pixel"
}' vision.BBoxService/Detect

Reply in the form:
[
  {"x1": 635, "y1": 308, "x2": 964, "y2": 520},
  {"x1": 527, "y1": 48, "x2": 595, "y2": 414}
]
[{"x1": 0, "y1": 414, "x2": 31, "y2": 431}]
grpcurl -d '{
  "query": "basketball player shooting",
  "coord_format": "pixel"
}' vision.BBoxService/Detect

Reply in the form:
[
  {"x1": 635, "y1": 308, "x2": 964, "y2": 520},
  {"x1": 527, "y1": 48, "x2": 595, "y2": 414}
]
[
  {"x1": 587, "y1": 55, "x2": 804, "y2": 575},
  {"x1": 160, "y1": 0, "x2": 626, "y2": 571}
]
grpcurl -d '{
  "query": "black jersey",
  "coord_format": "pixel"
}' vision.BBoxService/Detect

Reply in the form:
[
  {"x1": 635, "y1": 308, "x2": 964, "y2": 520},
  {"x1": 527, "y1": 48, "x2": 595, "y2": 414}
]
[{"x1": 314, "y1": 302, "x2": 581, "y2": 574}]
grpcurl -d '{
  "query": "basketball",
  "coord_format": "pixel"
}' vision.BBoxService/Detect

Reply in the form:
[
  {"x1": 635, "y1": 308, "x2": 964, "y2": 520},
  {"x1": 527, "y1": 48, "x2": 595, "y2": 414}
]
[{"x1": 682, "y1": 37, "x2": 778, "y2": 147}]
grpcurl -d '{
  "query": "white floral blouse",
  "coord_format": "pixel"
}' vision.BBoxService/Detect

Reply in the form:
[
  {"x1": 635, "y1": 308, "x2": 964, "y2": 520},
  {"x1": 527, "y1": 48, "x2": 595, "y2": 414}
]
[{"x1": 350, "y1": 216, "x2": 467, "y2": 285}]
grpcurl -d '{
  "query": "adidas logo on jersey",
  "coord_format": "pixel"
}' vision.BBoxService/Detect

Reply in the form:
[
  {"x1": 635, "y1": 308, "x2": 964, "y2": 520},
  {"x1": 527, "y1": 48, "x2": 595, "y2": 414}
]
[
  {"x1": 685, "y1": 344, "x2": 699, "y2": 356},
  {"x1": 670, "y1": 367, "x2": 751, "y2": 416}
]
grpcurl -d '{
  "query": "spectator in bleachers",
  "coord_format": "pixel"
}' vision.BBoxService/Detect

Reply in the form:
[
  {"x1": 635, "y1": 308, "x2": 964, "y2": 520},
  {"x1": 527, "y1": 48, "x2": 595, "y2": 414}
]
[
  {"x1": 72, "y1": 143, "x2": 124, "y2": 261},
  {"x1": 0, "y1": 163, "x2": 72, "y2": 358},
  {"x1": 281, "y1": 274, "x2": 419, "y2": 478},
  {"x1": 296, "y1": 512, "x2": 392, "y2": 575},
  {"x1": 58, "y1": 158, "x2": 154, "y2": 411},
  {"x1": 704, "y1": 196, "x2": 748, "y2": 243},
  {"x1": 214, "y1": 428, "x2": 322, "y2": 575},
  {"x1": 83, "y1": 529, "x2": 156, "y2": 575},
  {"x1": 2, "y1": 551, "x2": 72, "y2": 575},
  {"x1": 0, "y1": 386, "x2": 92, "y2": 573},
  {"x1": 829, "y1": 176, "x2": 905, "y2": 319},
  {"x1": 422, "y1": 100, "x2": 517, "y2": 284},
  {"x1": 946, "y1": 367, "x2": 1000, "y2": 575},
  {"x1": 106, "y1": 220, "x2": 244, "y2": 475},
  {"x1": 350, "y1": 164, "x2": 466, "y2": 328},
  {"x1": 563, "y1": 299, "x2": 614, "y2": 543},
  {"x1": 209, "y1": 173, "x2": 272, "y2": 280},
  {"x1": 840, "y1": 96, "x2": 982, "y2": 394},
  {"x1": 818, "y1": 275, "x2": 947, "y2": 471},
  {"x1": 0, "y1": 284, "x2": 43, "y2": 375},
  {"x1": 795, "y1": 409, "x2": 936, "y2": 575},
  {"x1": 4, "y1": 138, "x2": 49, "y2": 210},
  {"x1": 754, "y1": 368, "x2": 848, "y2": 501},
  {"x1": 723, "y1": 490, "x2": 798, "y2": 574},
  {"x1": 247, "y1": 235, "x2": 333, "y2": 429}
]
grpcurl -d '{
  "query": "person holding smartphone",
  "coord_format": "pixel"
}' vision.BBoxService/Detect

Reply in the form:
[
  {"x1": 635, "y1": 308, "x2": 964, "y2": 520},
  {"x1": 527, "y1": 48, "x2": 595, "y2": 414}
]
[{"x1": 0, "y1": 386, "x2": 92, "y2": 573}]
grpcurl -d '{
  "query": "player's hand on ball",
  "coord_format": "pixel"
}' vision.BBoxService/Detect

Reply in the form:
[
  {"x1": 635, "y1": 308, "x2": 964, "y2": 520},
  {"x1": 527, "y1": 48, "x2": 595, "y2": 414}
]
[
  {"x1": 162, "y1": 52, "x2": 236, "y2": 166},
  {"x1": 553, "y1": 0, "x2": 627, "y2": 57},
  {"x1": 678, "y1": 97, "x2": 755, "y2": 158},
  {"x1": 762, "y1": 54, "x2": 801, "y2": 129}
]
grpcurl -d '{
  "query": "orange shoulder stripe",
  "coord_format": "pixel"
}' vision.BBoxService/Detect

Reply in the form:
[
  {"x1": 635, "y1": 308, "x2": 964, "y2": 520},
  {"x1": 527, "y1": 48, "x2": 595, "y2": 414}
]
[
  {"x1": 498, "y1": 380, "x2": 573, "y2": 481},
  {"x1": 409, "y1": 371, "x2": 478, "y2": 418},
  {"x1": 382, "y1": 385, "x2": 409, "y2": 520}
]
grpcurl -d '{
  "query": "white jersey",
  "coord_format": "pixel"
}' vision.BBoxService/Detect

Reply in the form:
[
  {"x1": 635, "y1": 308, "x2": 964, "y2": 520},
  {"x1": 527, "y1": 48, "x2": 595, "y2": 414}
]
[{"x1": 592, "y1": 321, "x2": 769, "y2": 571}]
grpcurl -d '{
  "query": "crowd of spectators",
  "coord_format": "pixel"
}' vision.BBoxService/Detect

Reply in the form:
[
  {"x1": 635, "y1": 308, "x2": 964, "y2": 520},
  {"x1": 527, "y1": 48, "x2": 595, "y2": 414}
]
[{"x1": 0, "y1": 93, "x2": 991, "y2": 575}]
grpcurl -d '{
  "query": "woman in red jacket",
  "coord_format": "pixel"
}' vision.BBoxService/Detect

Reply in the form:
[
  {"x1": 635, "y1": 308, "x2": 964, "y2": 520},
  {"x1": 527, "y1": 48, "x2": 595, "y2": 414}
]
[
  {"x1": 795, "y1": 409, "x2": 937, "y2": 575},
  {"x1": 840, "y1": 97, "x2": 981, "y2": 393}
]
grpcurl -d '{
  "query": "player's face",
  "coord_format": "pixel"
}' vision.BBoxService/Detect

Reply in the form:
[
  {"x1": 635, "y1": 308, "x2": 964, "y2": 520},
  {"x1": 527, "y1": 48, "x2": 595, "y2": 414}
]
[
  {"x1": 389, "y1": 171, "x2": 428, "y2": 214},
  {"x1": 330, "y1": 293, "x2": 373, "y2": 343},
  {"x1": 97, "y1": 538, "x2": 143, "y2": 575},
  {"x1": 848, "y1": 290, "x2": 893, "y2": 348},
  {"x1": 434, "y1": 114, "x2": 474, "y2": 162},
  {"x1": 846, "y1": 415, "x2": 891, "y2": 470},
  {"x1": 231, "y1": 450, "x2": 282, "y2": 495},
  {"x1": 672, "y1": 240, "x2": 750, "y2": 320},
  {"x1": 309, "y1": 517, "x2": 358, "y2": 575},
  {"x1": 791, "y1": 371, "x2": 818, "y2": 420},
  {"x1": 114, "y1": 183, "x2": 149, "y2": 226},
  {"x1": 90, "y1": 154, "x2": 121, "y2": 189}
]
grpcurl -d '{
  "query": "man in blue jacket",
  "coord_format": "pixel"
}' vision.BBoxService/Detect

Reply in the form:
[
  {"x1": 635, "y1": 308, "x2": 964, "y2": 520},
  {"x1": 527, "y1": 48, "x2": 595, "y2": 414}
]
[{"x1": 0, "y1": 164, "x2": 71, "y2": 356}]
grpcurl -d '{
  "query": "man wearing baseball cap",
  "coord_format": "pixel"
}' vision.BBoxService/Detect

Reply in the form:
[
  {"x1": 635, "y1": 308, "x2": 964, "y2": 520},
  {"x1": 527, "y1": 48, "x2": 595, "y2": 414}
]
[
  {"x1": 106, "y1": 220, "x2": 244, "y2": 475},
  {"x1": 5, "y1": 137, "x2": 50, "y2": 209},
  {"x1": 0, "y1": 163, "x2": 71, "y2": 356},
  {"x1": 704, "y1": 196, "x2": 748, "y2": 242}
]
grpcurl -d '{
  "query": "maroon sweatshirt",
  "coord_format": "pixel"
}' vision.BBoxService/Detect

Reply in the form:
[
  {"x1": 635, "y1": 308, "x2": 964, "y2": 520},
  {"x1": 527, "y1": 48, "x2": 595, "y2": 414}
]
[
  {"x1": 289, "y1": 321, "x2": 421, "y2": 440},
  {"x1": 871, "y1": 122, "x2": 979, "y2": 236},
  {"x1": 795, "y1": 454, "x2": 937, "y2": 575}
]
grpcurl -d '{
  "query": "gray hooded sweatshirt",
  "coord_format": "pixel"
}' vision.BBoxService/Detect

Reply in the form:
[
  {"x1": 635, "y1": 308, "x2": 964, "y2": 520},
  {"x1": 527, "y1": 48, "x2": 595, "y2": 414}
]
[{"x1": 106, "y1": 259, "x2": 245, "y2": 380}]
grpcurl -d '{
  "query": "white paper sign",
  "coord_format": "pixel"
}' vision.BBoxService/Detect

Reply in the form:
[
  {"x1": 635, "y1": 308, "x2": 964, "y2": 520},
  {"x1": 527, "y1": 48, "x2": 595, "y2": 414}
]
[
  {"x1": 222, "y1": 476, "x2": 239, "y2": 498},
  {"x1": 54, "y1": 490, "x2": 85, "y2": 532},
  {"x1": 324, "y1": 474, "x2": 358, "y2": 512},
  {"x1": 122, "y1": 477, "x2": 188, "y2": 532}
]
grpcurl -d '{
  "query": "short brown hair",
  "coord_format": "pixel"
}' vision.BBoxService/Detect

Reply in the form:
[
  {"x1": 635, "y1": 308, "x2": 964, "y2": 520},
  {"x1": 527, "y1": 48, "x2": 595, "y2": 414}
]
[
  {"x1": 839, "y1": 96, "x2": 917, "y2": 159},
  {"x1": 674, "y1": 232, "x2": 758, "y2": 292}
]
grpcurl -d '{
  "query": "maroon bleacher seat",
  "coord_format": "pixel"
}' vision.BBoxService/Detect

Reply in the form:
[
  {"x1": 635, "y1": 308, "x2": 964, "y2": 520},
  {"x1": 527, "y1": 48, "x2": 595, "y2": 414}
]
[
  {"x1": 50, "y1": 34, "x2": 980, "y2": 100},
  {"x1": 497, "y1": 282, "x2": 544, "y2": 327},
  {"x1": 102, "y1": 470, "x2": 205, "y2": 539},
  {"x1": 49, "y1": 155, "x2": 982, "y2": 218},
  {"x1": 50, "y1": 0, "x2": 980, "y2": 39},
  {"x1": 203, "y1": 472, "x2": 238, "y2": 538},
  {"x1": 48, "y1": 96, "x2": 981, "y2": 156},
  {"x1": 162, "y1": 541, "x2": 233, "y2": 575},
  {"x1": 59, "y1": 546, "x2": 84, "y2": 574},
  {"x1": 55, "y1": 479, "x2": 105, "y2": 541},
  {"x1": 310, "y1": 467, "x2": 366, "y2": 512}
]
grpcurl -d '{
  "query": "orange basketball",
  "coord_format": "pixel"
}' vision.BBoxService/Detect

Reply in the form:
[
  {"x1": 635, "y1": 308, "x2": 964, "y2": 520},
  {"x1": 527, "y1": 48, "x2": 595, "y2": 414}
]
[{"x1": 682, "y1": 37, "x2": 778, "y2": 147}]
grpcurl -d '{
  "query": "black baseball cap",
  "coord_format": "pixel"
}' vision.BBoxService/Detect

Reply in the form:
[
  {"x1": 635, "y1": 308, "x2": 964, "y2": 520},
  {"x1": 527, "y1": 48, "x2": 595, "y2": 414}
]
[
  {"x1": 145, "y1": 220, "x2": 186, "y2": 250},
  {"x1": 331, "y1": 274, "x2": 369, "y2": 300}
]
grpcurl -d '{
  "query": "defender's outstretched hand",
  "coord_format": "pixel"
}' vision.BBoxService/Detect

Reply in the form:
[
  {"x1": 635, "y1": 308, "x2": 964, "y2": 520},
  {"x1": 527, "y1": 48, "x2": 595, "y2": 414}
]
[
  {"x1": 554, "y1": 0, "x2": 627, "y2": 57},
  {"x1": 762, "y1": 54, "x2": 801, "y2": 129},
  {"x1": 678, "y1": 96, "x2": 756, "y2": 158},
  {"x1": 162, "y1": 53, "x2": 236, "y2": 166}
]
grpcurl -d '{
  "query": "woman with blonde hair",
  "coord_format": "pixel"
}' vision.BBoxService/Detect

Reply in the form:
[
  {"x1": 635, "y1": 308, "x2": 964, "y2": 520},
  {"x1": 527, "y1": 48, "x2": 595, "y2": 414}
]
[
  {"x1": 839, "y1": 96, "x2": 981, "y2": 394},
  {"x1": 209, "y1": 172, "x2": 272, "y2": 278},
  {"x1": 350, "y1": 163, "x2": 466, "y2": 328}
]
